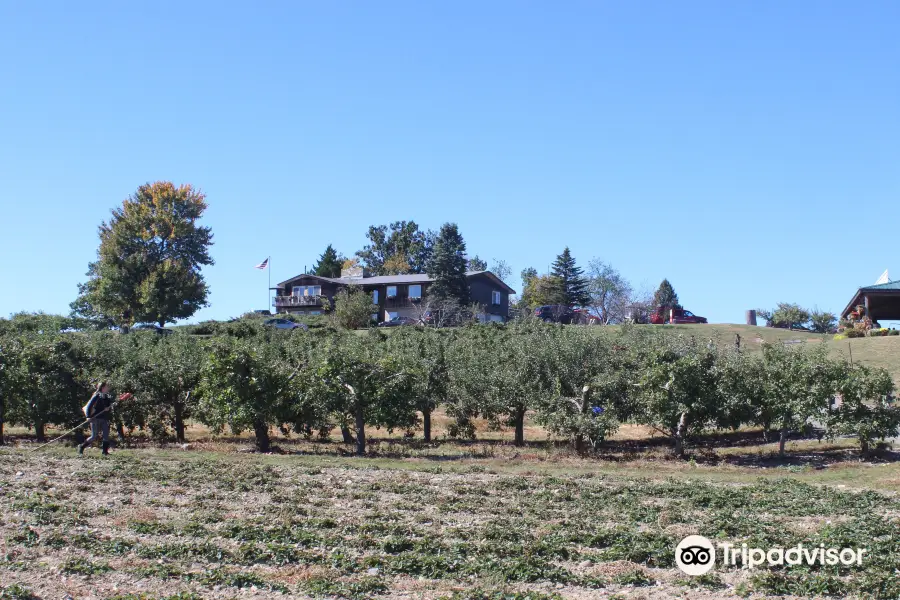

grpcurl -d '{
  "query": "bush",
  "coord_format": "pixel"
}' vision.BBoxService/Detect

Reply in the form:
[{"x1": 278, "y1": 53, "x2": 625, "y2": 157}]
[
  {"x1": 890, "y1": 329, "x2": 900, "y2": 336},
  {"x1": 845, "y1": 329, "x2": 865, "y2": 338}
]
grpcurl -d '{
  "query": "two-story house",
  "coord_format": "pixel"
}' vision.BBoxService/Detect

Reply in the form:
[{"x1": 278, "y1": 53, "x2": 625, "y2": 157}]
[{"x1": 273, "y1": 266, "x2": 515, "y2": 323}]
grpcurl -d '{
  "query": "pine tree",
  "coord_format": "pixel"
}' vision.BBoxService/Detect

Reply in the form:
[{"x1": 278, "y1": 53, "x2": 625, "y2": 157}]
[
  {"x1": 467, "y1": 255, "x2": 487, "y2": 272},
  {"x1": 313, "y1": 244, "x2": 344, "y2": 278},
  {"x1": 653, "y1": 279, "x2": 680, "y2": 308},
  {"x1": 550, "y1": 247, "x2": 590, "y2": 307},
  {"x1": 427, "y1": 223, "x2": 470, "y2": 305}
]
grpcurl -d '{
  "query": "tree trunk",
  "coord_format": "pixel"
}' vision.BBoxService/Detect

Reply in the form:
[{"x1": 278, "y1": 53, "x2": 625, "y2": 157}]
[
  {"x1": 778, "y1": 426, "x2": 788, "y2": 457},
  {"x1": 253, "y1": 419, "x2": 271, "y2": 453},
  {"x1": 354, "y1": 405, "x2": 366, "y2": 456},
  {"x1": 0, "y1": 398, "x2": 4, "y2": 446},
  {"x1": 423, "y1": 409, "x2": 432, "y2": 443},
  {"x1": 341, "y1": 425, "x2": 355, "y2": 444},
  {"x1": 860, "y1": 438, "x2": 870, "y2": 457},
  {"x1": 173, "y1": 401, "x2": 186, "y2": 443},
  {"x1": 674, "y1": 412, "x2": 687, "y2": 457},
  {"x1": 35, "y1": 421, "x2": 46, "y2": 442},
  {"x1": 575, "y1": 385, "x2": 591, "y2": 454},
  {"x1": 513, "y1": 408, "x2": 526, "y2": 447}
]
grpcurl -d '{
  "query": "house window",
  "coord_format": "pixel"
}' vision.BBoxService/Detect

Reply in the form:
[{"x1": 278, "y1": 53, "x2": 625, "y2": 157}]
[
  {"x1": 293, "y1": 285, "x2": 321, "y2": 297},
  {"x1": 409, "y1": 284, "x2": 422, "y2": 299},
  {"x1": 372, "y1": 290, "x2": 379, "y2": 304},
  {"x1": 491, "y1": 290, "x2": 502, "y2": 305},
  {"x1": 386, "y1": 286, "x2": 397, "y2": 298}
]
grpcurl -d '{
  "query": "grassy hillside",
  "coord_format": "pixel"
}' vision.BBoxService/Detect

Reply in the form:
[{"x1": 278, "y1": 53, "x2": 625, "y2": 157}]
[{"x1": 648, "y1": 323, "x2": 900, "y2": 383}]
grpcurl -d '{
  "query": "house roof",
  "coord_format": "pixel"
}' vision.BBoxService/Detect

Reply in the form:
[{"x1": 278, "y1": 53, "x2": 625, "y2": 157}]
[
  {"x1": 857, "y1": 281, "x2": 900, "y2": 292},
  {"x1": 841, "y1": 280, "x2": 900, "y2": 319},
  {"x1": 276, "y1": 270, "x2": 516, "y2": 294}
]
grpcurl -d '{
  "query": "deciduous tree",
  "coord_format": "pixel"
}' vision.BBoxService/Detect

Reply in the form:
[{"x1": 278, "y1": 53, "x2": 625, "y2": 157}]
[
  {"x1": 72, "y1": 182, "x2": 214, "y2": 327},
  {"x1": 356, "y1": 221, "x2": 434, "y2": 275},
  {"x1": 331, "y1": 285, "x2": 376, "y2": 329},
  {"x1": 586, "y1": 259, "x2": 633, "y2": 324}
]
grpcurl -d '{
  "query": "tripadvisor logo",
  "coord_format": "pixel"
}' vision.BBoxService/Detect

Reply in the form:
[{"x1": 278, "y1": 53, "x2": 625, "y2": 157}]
[{"x1": 675, "y1": 535, "x2": 867, "y2": 576}]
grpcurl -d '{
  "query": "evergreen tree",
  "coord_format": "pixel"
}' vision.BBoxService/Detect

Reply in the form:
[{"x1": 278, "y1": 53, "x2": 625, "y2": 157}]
[
  {"x1": 313, "y1": 244, "x2": 344, "y2": 278},
  {"x1": 550, "y1": 247, "x2": 590, "y2": 307},
  {"x1": 427, "y1": 223, "x2": 470, "y2": 305},
  {"x1": 467, "y1": 255, "x2": 487, "y2": 272},
  {"x1": 653, "y1": 279, "x2": 680, "y2": 308}
]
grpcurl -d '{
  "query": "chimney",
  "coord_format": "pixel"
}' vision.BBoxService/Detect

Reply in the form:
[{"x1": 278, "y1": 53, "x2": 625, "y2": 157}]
[{"x1": 340, "y1": 266, "x2": 367, "y2": 280}]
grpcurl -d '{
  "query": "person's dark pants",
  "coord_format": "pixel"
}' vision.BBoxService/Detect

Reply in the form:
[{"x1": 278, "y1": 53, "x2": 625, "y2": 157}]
[{"x1": 79, "y1": 419, "x2": 111, "y2": 454}]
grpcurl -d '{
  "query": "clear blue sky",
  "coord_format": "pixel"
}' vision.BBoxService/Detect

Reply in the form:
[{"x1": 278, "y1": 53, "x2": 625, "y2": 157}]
[{"x1": 1, "y1": 1, "x2": 897, "y2": 324}]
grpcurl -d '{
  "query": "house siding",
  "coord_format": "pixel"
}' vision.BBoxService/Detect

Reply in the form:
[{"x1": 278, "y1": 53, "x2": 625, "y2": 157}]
[
  {"x1": 274, "y1": 276, "x2": 341, "y2": 315},
  {"x1": 273, "y1": 271, "x2": 512, "y2": 322},
  {"x1": 468, "y1": 274, "x2": 510, "y2": 320}
]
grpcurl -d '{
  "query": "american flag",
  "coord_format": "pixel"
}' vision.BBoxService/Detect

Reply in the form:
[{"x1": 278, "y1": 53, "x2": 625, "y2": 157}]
[{"x1": 255, "y1": 258, "x2": 269, "y2": 270}]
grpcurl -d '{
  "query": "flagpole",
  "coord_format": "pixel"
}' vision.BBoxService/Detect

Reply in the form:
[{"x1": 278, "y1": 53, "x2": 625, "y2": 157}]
[{"x1": 268, "y1": 256, "x2": 271, "y2": 314}]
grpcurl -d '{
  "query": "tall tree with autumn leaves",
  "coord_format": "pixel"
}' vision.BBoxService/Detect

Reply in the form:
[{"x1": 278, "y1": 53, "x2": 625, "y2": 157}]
[{"x1": 72, "y1": 182, "x2": 214, "y2": 327}]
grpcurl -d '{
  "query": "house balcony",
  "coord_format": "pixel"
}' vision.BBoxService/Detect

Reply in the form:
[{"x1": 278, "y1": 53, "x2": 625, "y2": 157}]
[
  {"x1": 385, "y1": 297, "x2": 422, "y2": 309},
  {"x1": 273, "y1": 295, "x2": 325, "y2": 308}
]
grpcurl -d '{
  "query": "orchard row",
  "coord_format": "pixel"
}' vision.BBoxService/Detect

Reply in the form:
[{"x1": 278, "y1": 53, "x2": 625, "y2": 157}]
[{"x1": 1, "y1": 318, "x2": 897, "y2": 456}]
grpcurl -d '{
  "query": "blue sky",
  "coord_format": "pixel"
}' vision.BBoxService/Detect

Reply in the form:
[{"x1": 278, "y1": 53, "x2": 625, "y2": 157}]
[{"x1": 1, "y1": 1, "x2": 897, "y2": 324}]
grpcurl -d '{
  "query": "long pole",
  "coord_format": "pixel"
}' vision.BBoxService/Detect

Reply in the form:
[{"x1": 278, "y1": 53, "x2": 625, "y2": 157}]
[{"x1": 30, "y1": 402, "x2": 118, "y2": 452}]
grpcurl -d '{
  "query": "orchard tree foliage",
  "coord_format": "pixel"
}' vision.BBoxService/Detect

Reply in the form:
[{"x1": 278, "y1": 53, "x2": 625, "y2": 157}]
[
  {"x1": 387, "y1": 329, "x2": 449, "y2": 441},
  {"x1": 72, "y1": 182, "x2": 214, "y2": 327},
  {"x1": 427, "y1": 223, "x2": 470, "y2": 305},
  {"x1": 550, "y1": 247, "x2": 590, "y2": 307},
  {"x1": 197, "y1": 336, "x2": 297, "y2": 452},
  {"x1": 313, "y1": 244, "x2": 345, "y2": 278},
  {"x1": 827, "y1": 363, "x2": 900, "y2": 455},
  {"x1": 633, "y1": 336, "x2": 724, "y2": 456},
  {"x1": 1, "y1": 312, "x2": 898, "y2": 458},
  {"x1": 301, "y1": 331, "x2": 416, "y2": 455},
  {"x1": 116, "y1": 334, "x2": 202, "y2": 442},
  {"x1": 356, "y1": 221, "x2": 434, "y2": 275}
]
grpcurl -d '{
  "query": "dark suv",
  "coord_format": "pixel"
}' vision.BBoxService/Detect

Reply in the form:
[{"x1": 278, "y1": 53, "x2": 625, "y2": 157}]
[{"x1": 534, "y1": 305, "x2": 574, "y2": 324}]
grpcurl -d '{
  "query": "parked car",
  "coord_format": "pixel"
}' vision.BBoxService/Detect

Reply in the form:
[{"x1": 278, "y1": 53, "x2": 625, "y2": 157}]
[
  {"x1": 378, "y1": 316, "x2": 420, "y2": 328},
  {"x1": 649, "y1": 307, "x2": 708, "y2": 324},
  {"x1": 132, "y1": 323, "x2": 173, "y2": 335},
  {"x1": 263, "y1": 318, "x2": 309, "y2": 331},
  {"x1": 534, "y1": 305, "x2": 575, "y2": 324}
]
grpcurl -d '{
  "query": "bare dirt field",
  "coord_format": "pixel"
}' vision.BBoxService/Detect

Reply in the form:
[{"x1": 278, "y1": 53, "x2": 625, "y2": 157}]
[{"x1": 1, "y1": 425, "x2": 898, "y2": 600}]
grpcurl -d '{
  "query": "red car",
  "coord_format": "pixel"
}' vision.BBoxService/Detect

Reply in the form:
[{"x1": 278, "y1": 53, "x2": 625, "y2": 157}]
[{"x1": 650, "y1": 307, "x2": 708, "y2": 324}]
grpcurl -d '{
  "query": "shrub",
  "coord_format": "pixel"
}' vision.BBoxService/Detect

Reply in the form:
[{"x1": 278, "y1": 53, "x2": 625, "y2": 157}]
[{"x1": 845, "y1": 329, "x2": 865, "y2": 338}]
